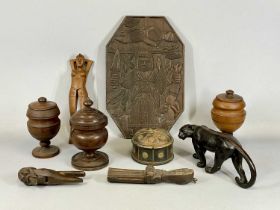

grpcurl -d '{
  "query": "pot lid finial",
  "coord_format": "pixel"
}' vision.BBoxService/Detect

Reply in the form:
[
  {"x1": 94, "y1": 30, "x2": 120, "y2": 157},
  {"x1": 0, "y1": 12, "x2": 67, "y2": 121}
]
[{"x1": 70, "y1": 98, "x2": 108, "y2": 130}]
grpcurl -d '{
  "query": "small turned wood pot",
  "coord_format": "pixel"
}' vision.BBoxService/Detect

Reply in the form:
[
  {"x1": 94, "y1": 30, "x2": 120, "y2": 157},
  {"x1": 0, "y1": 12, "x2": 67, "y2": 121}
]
[
  {"x1": 70, "y1": 99, "x2": 109, "y2": 171},
  {"x1": 211, "y1": 90, "x2": 246, "y2": 134},
  {"x1": 26, "y1": 97, "x2": 60, "y2": 158}
]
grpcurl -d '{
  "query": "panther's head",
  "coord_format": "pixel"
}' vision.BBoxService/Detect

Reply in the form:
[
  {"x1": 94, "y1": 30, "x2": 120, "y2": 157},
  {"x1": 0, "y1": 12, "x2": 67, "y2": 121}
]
[{"x1": 178, "y1": 124, "x2": 195, "y2": 140}]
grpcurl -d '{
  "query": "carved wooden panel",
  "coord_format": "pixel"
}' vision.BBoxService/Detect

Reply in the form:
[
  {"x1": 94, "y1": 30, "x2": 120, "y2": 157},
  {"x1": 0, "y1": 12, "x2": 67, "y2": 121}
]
[{"x1": 106, "y1": 16, "x2": 184, "y2": 138}]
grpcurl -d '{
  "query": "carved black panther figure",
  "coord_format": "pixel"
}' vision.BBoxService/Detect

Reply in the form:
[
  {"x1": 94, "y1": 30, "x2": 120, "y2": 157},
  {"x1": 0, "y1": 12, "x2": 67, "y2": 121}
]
[{"x1": 178, "y1": 124, "x2": 256, "y2": 188}]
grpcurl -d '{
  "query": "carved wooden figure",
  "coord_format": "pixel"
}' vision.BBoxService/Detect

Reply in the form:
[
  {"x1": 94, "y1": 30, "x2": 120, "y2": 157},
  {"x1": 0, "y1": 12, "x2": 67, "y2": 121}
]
[
  {"x1": 106, "y1": 16, "x2": 184, "y2": 138},
  {"x1": 69, "y1": 53, "x2": 93, "y2": 116},
  {"x1": 178, "y1": 124, "x2": 256, "y2": 188},
  {"x1": 18, "y1": 167, "x2": 85, "y2": 186},
  {"x1": 108, "y1": 165, "x2": 196, "y2": 184},
  {"x1": 69, "y1": 54, "x2": 93, "y2": 144}
]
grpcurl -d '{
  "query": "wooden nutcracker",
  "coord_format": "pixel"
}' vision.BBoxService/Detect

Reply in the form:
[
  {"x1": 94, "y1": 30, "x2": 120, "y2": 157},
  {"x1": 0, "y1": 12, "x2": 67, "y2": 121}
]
[{"x1": 69, "y1": 54, "x2": 93, "y2": 143}]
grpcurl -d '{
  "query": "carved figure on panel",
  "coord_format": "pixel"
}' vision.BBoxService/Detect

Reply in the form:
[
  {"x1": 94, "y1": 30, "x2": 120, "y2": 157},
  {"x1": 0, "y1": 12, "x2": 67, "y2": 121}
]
[{"x1": 106, "y1": 16, "x2": 184, "y2": 138}]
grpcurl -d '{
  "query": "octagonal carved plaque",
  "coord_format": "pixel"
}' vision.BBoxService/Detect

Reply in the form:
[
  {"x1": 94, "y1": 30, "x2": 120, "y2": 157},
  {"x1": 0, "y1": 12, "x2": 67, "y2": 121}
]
[{"x1": 106, "y1": 16, "x2": 184, "y2": 138}]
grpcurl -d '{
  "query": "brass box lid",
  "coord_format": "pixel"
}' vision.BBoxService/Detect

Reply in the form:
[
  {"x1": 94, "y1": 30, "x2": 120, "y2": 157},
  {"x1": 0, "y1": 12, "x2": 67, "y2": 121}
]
[{"x1": 132, "y1": 128, "x2": 173, "y2": 149}]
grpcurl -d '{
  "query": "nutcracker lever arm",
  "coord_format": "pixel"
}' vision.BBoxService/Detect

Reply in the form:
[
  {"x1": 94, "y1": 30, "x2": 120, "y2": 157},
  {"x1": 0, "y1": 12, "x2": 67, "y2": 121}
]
[{"x1": 18, "y1": 167, "x2": 85, "y2": 186}]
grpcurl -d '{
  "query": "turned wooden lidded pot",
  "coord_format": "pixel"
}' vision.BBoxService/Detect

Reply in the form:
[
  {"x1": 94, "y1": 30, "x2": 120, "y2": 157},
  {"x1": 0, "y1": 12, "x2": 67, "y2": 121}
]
[
  {"x1": 131, "y1": 128, "x2": 174, "y2": 165},
  {"x1": 70, "y1": 98, "x2": 109, "y2": 171},
  {"x1": 211, "y1": 90, "x2": 246, "y2": 134},
  {"x1": 26, "y1": 97, "x2": 60, "y2": 158}
]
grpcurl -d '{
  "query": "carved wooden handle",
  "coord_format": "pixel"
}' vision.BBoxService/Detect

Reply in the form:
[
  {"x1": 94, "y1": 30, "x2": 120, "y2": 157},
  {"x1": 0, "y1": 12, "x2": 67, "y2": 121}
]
[
  {"x1": 108, "y1": 168, "x2": 146, "y2": 184},
  {"x1": 107, "y1": 166, "x2": 196, "y2": 185}
]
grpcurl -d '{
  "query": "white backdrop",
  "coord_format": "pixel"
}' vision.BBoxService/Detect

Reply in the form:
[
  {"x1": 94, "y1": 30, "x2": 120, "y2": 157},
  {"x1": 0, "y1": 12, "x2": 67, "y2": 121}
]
[{"x1": 0, "y1": 0, "x2": 280, "y2": 210}]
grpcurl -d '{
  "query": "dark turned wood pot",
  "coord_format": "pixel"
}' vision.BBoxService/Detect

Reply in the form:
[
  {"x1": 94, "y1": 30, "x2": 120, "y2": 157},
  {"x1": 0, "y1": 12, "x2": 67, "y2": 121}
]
[
  {"x1": 70, "y1": 98, "x2": 109, "y2": 171},
  {"x1": 211, "y1": 90, "x2": 246, "y2": 134},
  {"x1": 26, "y1": 97, "x2": 60, "y2": 158}
]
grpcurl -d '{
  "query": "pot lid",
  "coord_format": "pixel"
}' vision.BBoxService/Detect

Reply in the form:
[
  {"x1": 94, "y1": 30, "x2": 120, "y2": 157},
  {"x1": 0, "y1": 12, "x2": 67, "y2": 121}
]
[
  {"x1": 70, "y1": 98, "x2": 108, "y2": 130},
  {"x1": 28, "y1": 97, "x2": 57, "y2": 111},
  {"x1": 213, "y1": 90, "x2": 245, "y2": 110},
  {"x1": 132, "y1": 128, "x2": 173, "y2": 149},
  {"x1": 27, "y1": 97, "x2": 60, "y2": 119}
]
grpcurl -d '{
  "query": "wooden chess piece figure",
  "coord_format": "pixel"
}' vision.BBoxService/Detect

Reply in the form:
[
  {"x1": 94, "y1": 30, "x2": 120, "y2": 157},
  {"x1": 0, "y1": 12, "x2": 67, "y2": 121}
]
[
  {"x1": 69, "y1": 54, "x2": 93, "y2": 143},
  {"x1": 69, "y1": 53, "x2": 93, "y2": 116}
]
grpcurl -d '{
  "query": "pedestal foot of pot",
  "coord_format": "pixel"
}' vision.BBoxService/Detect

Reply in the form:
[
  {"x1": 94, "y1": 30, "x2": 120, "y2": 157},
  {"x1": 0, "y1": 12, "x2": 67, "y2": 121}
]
[
  {"x1": 71, "y1": 151, "x2": 109, "y2": 171},
  {"x1": 69, "y1": 127, "x2": 73, "y2": 144},
  {"x1": 69, "y1": 136, "x2": 73, "y2": 144},
  {"x1": 32, "y1": 145, "x2": 60, "y2": 158}
]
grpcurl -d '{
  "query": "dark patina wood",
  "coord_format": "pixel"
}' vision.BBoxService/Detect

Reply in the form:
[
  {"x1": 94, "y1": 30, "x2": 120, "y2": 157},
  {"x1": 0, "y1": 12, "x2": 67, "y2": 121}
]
[
  {"x1": 106, "y1": 16, "x2": 184, "y2": 138},
  {"x1": 178, "y1": 124, "x2": 256, "y2": 188},
  {"x1": 70, "y1": 98, "x2": 109, "y2": 171}
]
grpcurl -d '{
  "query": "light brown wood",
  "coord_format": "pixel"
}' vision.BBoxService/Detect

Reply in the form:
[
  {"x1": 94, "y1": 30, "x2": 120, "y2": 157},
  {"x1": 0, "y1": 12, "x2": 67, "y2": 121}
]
[
  {"x1": 211, "y1": 90, "x2": 246, "y2": 134},
  {"x1": 69, "y1": 54, "x2": 93, "y2": 116}
]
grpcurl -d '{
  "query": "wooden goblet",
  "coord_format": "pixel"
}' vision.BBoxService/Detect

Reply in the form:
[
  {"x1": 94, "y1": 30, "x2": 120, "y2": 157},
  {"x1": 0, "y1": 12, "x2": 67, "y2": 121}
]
[
  {"x1": 70, "y1": 99, "x2": 109, "y2": 171},
  {"x1": 26, "y1": 97, "x2": 60, "y2": 158}
]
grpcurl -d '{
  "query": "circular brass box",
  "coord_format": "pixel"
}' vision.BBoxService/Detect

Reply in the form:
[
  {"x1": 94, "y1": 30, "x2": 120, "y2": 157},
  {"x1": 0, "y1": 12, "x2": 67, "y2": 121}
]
[{"x1": 131, "y1": 128, "x2": 174, "y2": 165}]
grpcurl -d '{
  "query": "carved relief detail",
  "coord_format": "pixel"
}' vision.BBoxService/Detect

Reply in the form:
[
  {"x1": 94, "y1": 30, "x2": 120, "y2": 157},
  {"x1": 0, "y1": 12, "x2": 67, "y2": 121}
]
[{"x1": 106, "y1": 16, "x2": 184, "y2": 138}]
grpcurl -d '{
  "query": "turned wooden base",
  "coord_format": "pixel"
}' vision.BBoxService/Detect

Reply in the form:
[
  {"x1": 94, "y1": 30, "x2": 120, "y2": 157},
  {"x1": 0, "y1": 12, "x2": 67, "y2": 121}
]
[
  {"x1": 68, "y1": 125, "x2": 73, "y2": 144},
  {"x1": 32, "y1": 145, "x2": 60, "y2": 158},
  {"x1": 71, "y1": 151, "x2": 109, "y2": 171}
]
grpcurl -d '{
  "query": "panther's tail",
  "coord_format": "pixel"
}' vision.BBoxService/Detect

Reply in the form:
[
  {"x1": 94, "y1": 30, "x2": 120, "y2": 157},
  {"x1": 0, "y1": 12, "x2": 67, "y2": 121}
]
[{"x1": 230, "y1": 142, "x2": 257, "y2": 189}]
